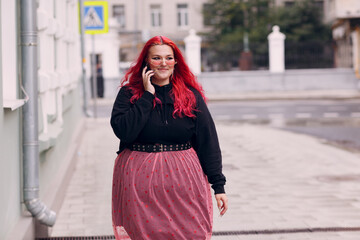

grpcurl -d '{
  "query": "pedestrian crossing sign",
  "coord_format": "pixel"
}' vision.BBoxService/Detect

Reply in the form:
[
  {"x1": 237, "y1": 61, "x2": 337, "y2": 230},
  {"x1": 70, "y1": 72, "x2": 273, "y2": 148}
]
[{"x1": 83, "y1": 1, "x2": 108, "y2": 34}]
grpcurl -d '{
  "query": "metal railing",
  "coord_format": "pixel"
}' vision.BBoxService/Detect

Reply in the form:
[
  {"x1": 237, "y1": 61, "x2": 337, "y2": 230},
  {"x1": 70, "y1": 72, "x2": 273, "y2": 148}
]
[{"x1": 202, "y1": 40, "x2": 335, "y2": 71}]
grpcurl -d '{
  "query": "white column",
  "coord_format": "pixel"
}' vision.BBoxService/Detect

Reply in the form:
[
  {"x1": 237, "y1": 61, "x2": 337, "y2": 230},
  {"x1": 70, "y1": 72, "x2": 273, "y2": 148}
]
[
  {"x1": 101, "y1": 32, "x2": 120, "y2": 80},
  {"x1": 184, "y1": 29, "x2": 201, "y2": 75},
  {"x1": 85, "y1": 18, "x2": 120, "y2": 80},
  {"x1": 268, "y1": 25, "x2": 286, "y2": 73}
]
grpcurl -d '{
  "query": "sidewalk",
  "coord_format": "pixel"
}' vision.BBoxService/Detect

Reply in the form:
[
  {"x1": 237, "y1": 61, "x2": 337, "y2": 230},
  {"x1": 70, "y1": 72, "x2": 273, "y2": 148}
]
[{"x1": 51, "y1": 116, "x2": 360, "y2": 239}]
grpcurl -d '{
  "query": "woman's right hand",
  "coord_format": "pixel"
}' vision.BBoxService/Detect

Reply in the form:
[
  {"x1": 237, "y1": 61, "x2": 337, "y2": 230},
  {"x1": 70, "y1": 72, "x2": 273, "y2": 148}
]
[
  {"x1": 142, "y1": 66, "x2": 155, "y2": 95},
  {"x1": 215, "y1": 193, "x2": 228, "y2": 216}
]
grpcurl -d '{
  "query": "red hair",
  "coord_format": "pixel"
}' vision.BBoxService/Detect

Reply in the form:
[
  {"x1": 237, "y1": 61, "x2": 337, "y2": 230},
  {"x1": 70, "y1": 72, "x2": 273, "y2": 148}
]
[{"x1": 120, "y1": 36, "x2": 206, "y2": 118}]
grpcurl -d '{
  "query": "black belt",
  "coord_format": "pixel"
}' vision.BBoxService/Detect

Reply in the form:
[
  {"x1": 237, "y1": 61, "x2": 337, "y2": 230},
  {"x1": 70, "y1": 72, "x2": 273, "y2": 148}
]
[{"x1": 129, "y1": 142, "x2": 192, "y2": 152}]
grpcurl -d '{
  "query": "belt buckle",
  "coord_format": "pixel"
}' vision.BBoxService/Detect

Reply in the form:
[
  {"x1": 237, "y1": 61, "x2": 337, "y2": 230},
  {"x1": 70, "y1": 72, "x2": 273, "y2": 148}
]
[{"x1": 160, "y1": 143, "x2": 163, "y2": 152}]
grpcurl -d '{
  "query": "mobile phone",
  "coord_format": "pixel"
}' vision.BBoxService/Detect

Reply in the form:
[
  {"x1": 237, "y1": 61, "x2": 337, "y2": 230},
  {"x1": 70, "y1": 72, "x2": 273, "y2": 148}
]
[
  {"x1": 142, "y1": 62, "x2": 151, "y2": 72},
  {"x1": 142, "y1": 62, "x2": 153, "y2": 81}
]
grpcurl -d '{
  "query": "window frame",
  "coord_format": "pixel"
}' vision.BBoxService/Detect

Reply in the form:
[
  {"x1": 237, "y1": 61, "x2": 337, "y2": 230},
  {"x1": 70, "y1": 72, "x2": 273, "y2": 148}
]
[
  {"x1": 150, "y1": 4, "x2": 162, "y2": 28},
  {"x1": 113, "y1": 4, "x2": 126, "y2": 29},
  {"x1": 177, "y1": 4, "x2": 189, "y2": 28}
]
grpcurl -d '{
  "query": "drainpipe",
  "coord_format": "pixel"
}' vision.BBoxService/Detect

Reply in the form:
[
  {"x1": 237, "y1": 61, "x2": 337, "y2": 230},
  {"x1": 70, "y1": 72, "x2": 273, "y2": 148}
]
[{"x1": 21, "y1": 0, "x2": 56, "y2": 226}]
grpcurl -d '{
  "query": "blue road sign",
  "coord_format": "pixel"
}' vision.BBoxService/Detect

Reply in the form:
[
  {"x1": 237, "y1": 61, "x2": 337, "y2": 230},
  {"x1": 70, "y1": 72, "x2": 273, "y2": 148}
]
[{"x1": 83, "y1": 1, "x2": 108, "y2": 34}]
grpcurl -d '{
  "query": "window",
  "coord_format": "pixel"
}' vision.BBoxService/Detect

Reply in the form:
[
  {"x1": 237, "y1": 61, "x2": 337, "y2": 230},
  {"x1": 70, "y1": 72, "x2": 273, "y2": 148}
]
[
  {"x1": 177, "y1": 4, "x2": 188, "y2": 27},
  {"x1": 113, "y1": 5, "x2": 125, "y2": 28},
  {"x1": 150, "y1": 5, "x2": 162, "y2": 27}
]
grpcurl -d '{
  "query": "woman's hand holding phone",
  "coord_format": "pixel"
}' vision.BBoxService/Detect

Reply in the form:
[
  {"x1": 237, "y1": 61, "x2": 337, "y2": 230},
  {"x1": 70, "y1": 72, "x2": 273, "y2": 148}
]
[{"x1": 142, "y1": 66, "x2": 155, "y2": 95}]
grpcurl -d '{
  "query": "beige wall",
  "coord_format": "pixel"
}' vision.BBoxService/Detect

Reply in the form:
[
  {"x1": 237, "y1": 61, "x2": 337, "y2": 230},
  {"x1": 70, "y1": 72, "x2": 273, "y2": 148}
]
[
  {"x1": 107, "y1": 0, "x2": 210, "y2": 61},
  {"x1": 108, "y1": 0, "x2": 209, "y2": 41},
  {"x1": 325, "y1": 0, "x2": 360, "y2": 23}
]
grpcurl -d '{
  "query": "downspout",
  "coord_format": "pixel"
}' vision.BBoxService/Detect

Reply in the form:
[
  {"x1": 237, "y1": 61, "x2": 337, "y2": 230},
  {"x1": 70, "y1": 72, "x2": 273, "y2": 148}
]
[{"x1": 20, "y1": 0, "x2": 56, "y2": 226}]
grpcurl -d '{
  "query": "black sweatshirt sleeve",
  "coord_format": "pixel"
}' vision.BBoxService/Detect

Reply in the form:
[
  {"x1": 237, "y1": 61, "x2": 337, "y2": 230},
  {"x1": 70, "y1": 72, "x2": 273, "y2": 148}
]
[
  {"x1": 191, "y1": 90, "x2": 226, "y2": 194},
  {"x1": 110, "y1": 87, "x2": 155, "y2": 143}
]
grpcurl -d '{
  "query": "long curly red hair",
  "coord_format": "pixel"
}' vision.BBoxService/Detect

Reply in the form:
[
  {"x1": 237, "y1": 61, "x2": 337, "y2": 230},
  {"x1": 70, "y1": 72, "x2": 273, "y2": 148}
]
[{"x1": 120, "y1": 36, "x2": 205, "y2": 118}]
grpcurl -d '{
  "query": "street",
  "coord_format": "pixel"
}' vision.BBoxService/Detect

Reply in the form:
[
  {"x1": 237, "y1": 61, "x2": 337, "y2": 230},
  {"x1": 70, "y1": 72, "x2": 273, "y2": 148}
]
[
  {"x1": 208, "y1": 99, "x2": 360, "y2": 152},
  {"x1": 208, "y1": 99, "x2": 360, "y2": 120}
]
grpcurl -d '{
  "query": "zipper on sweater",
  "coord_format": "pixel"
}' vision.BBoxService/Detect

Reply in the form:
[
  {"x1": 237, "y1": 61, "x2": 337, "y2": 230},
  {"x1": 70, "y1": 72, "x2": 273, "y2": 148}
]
[
  {"x1": 155, "y1": 101, "x2": 168, "y2": 125},
  {"x1": 155, "y1": 86, "x2": 169, "y2": 125},
  {"x1": 163, "y1": 87, "x2": 168, "y2": 125},
  {"x1": 163, "y1": 97, "x2": 168, "y2": 125}
]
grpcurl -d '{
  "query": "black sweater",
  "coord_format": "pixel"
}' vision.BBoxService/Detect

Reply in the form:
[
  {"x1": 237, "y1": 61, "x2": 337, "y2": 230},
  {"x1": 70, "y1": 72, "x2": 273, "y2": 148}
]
[{"x1": 110, "y1": 83, "x2": 226, "y2": 194}]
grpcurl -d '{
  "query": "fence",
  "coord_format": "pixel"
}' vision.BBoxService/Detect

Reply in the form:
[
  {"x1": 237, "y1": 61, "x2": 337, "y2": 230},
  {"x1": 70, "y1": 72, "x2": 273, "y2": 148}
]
[
  {"x1": 202, "y1": 40, "x2": 335, "y2": 71},
  {"x1": 285, "y1": 40, "x2": 334, "y2": 69}
]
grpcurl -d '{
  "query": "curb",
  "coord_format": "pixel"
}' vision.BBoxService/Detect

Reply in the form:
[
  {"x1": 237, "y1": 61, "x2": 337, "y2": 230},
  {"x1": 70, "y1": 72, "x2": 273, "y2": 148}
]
[{"x1": 93, "y1": 90, "x2": 360, "y2": 104}]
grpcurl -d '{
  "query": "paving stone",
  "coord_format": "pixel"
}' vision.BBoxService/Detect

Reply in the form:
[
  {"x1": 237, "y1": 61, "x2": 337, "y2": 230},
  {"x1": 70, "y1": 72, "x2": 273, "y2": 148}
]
[{"x1": 51, "y1": 118, "x2": 360, "y2": 239}]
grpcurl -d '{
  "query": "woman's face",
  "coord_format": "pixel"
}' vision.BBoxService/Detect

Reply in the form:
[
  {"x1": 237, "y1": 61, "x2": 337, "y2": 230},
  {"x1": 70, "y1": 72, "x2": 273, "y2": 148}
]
[{"x1": 147, "y1": 44, "x2": 176, "y2": 85}]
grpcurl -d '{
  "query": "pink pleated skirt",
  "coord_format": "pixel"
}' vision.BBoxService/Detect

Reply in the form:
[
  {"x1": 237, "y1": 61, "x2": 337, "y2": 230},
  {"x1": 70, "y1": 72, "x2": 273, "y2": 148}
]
[{"x1": 112, "y1": 148, "x2": 213, "y2": 240}]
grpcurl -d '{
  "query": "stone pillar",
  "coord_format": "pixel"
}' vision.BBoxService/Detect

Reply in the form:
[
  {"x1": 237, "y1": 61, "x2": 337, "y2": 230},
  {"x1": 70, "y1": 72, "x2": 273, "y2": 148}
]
[
  {"x1": 184, "y1": 29, "x2": 201, "y2": 75},
  {"x1": 268, "y1": 25, "x2": 286, "y2": 73}
]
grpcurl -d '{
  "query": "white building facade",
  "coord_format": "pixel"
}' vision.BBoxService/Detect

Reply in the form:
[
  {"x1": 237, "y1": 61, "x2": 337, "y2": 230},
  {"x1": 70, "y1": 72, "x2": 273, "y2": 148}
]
[{"x1": 0, "y1": 0, "x2": 83, "y2": 239}]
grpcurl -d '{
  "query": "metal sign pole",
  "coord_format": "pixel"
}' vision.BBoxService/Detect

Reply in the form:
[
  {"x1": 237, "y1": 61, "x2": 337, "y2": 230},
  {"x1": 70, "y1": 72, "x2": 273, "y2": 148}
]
[
  {"x1": 83, "y1": 1, "x2": 108, "y2": 119},
  {"x1": 91, "y1": 34, "x2": 97, "y2": 119},
  {"x1": 79, "y1": 0, "x2": 90, "y2": 117}
]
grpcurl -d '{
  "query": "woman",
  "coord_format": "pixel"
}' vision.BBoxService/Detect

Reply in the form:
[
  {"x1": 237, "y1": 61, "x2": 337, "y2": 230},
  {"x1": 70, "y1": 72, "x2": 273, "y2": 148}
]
[{"x1": 111, "y1": 36, "x2": 228, "y2": 240}]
